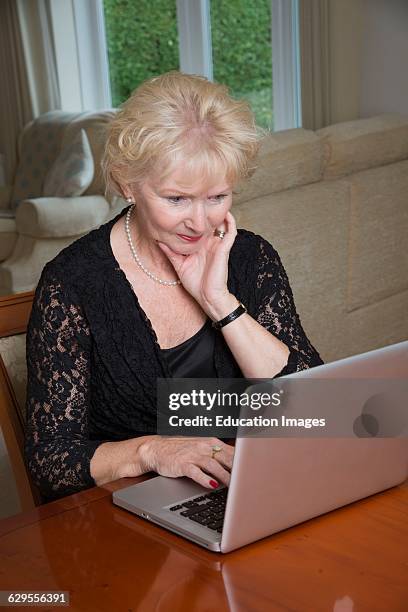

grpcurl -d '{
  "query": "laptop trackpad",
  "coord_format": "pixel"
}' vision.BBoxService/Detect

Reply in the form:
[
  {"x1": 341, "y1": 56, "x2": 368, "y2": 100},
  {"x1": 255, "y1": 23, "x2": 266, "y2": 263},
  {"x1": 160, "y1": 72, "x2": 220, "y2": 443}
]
[{"x1": 113, "y1": 476, "x2": 208, "y2": 514}]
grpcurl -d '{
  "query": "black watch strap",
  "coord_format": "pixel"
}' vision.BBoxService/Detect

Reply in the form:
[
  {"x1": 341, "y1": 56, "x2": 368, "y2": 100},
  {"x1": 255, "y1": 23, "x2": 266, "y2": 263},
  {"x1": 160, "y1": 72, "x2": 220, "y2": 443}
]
[{"x1": 212, "y1": 302, "x2": 247, "y2": 330}]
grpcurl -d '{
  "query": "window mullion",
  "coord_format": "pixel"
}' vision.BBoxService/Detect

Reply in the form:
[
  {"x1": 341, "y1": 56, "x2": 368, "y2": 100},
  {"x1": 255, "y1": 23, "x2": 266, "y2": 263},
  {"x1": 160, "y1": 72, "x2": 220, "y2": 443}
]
[{"x1": 177, "y1": 0, "x2": 213, "y2": 80}]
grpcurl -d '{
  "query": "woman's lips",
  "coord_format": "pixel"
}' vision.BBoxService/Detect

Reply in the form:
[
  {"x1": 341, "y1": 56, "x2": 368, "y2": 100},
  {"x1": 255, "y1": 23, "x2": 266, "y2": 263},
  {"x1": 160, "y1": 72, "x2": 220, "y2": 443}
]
[{"x1": 177, "y1": 234, "x2": 202, "y2": 243}]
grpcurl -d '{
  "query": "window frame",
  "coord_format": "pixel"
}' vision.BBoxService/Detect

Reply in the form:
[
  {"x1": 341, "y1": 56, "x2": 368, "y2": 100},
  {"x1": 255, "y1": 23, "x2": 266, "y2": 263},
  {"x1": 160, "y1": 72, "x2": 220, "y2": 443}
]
[
  {"x1": 272, "y1": 0, "x2": 302, "y2": 130},
  {"x1": 72, "y1": 0, "x2": 112, "y2": 110},
  {"x1": 74, "y1": 0, "x2": 302, "y2": 130},
  {"x1": 177, "y1": 0, "x2": 213, "y2": 80}
]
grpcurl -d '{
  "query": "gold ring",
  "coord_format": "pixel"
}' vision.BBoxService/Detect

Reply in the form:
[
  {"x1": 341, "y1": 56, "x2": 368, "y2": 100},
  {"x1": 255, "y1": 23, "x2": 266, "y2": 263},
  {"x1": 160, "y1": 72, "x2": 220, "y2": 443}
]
[
  {"x1": 211, "y1": 445, "x2": 222, "y2": 459},
  {"x1": 214, "y1": 229, "x2": 226, "y2": 239}
]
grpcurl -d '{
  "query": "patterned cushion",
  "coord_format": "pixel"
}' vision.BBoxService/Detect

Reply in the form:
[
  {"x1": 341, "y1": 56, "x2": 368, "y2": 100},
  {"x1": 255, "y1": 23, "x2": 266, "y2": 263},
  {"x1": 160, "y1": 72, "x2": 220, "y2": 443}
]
[
  {"x1": 61, "y1": 111, "x2": 116, "y2": 195},
  {"x1": 11, "y1": 111, "x2": 77, "y2": 209},
  {"x1": 43, "y1": 129, "x2": 94, "y2": 198},
  {"x1": 0, "y1": 334, "x2": 27, "y2": 420}
]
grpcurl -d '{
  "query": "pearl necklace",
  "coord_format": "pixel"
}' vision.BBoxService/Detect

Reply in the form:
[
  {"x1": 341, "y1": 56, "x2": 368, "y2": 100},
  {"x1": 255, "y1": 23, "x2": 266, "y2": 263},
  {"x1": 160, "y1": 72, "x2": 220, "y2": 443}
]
[{"x1": 125, "y1": 205, "x2": 181, "y2": 286}]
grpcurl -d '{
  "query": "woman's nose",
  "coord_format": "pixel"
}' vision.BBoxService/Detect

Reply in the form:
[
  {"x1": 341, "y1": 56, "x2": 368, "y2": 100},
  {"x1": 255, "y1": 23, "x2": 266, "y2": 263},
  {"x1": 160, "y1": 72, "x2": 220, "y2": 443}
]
[{"x1": 186, "y1": 201, "x2": 208, "y2": 233}]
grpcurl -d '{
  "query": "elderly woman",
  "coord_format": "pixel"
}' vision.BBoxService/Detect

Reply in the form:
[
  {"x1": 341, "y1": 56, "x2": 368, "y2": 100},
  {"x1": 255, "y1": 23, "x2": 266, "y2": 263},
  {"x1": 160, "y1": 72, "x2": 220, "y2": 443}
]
[{"x1": 25, "y1": 72, "x2": 323, "y2": 502}]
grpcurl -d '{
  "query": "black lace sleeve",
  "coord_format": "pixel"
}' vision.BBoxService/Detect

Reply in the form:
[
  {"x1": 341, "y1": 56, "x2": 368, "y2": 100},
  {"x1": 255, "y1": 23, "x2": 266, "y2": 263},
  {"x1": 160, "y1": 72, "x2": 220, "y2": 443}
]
[
  {"x1": 253, "y1": 236, "x2": 324, "y2": 376},
  {"x1": 24, "y1": 266, "x2": 103, "y2": 501}
]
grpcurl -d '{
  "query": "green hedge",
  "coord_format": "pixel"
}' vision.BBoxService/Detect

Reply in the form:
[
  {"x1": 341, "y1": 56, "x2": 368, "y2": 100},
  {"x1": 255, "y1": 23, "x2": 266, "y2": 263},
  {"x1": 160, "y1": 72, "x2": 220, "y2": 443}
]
[{"x1": 103, "y1": 0, "x2": 272, "y2": 127}]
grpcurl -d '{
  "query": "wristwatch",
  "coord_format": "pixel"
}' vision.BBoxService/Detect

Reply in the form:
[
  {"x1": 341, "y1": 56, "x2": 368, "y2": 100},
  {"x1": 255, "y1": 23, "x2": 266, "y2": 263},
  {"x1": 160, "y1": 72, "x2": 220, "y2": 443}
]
[{"x1": 212, "y1": 302, "x2": 247, "y2": 330}]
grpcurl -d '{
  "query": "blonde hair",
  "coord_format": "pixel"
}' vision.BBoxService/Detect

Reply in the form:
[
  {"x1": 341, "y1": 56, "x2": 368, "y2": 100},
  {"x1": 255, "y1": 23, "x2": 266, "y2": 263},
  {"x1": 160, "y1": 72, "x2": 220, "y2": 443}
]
[{"x1": 103, "y1": 71, "x2": 261, "y2": 196}]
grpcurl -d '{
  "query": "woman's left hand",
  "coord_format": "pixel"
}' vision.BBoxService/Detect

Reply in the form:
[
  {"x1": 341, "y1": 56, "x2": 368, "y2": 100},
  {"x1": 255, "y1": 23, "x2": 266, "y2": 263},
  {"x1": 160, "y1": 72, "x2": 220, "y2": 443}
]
[{"x1": 157, "y1": 210, "x2": 237, "y2": 313}]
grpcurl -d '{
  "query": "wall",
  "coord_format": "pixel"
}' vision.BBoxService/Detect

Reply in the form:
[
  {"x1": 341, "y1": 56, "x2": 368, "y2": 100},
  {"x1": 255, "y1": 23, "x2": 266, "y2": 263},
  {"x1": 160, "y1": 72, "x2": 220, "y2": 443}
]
[
  {"x1": 360, "y1": 0, "x2": 408, "y2": 117},
  {"x1": 321, "y1": 0, "x2": 408, "y2": 125},
  {"x1": 328, "y1": 0, "x2": 364, "y2": 124}
]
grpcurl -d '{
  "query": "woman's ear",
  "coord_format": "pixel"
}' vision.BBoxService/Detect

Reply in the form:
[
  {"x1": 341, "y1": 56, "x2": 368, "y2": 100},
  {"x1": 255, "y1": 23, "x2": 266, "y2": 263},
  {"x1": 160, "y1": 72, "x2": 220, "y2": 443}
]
[
  {"x1": 110, "y1": 176, "x2": 130, "y2": 200},
  {"x1": 120, "y1": 185, "x2": 132, "y2": 200},
  {"x1": 121, "y1": 180, "x2": 142, "y2": 201},
  {"x1": 118, "y1": 183, "x2": 134, "y2": 202}
]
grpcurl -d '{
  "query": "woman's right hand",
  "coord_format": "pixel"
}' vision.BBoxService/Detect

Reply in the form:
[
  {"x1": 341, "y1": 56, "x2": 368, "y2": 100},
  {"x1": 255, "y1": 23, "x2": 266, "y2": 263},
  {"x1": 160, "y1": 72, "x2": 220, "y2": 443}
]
[{"x1": 133, "y1": 435, "x2": 234, "y2": 488}]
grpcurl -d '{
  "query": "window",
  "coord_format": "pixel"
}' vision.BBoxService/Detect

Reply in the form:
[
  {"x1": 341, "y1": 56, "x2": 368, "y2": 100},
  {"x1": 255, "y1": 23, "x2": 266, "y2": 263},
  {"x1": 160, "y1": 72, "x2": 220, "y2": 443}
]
[{"x1": 101, "y1": 0, "x2": 300, "y2": 130}]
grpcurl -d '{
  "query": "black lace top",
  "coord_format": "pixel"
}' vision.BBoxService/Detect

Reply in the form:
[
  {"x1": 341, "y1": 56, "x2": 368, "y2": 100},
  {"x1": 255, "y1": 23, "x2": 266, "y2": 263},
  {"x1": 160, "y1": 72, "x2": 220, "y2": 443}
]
[{"x1": 25, "y1": 206, "x2": 323, "y2": 501}]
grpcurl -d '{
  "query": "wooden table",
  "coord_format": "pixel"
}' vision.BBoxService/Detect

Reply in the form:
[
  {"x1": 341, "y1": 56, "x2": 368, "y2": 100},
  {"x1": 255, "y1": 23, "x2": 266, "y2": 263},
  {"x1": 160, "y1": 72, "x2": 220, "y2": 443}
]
[{"x1": 0, "y1": 476, "x2": 407, "y2": 611}]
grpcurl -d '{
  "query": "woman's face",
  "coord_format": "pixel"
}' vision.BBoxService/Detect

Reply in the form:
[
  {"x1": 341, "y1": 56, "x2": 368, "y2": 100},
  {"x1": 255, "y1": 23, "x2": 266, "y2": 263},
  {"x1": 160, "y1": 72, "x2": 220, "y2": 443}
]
[{"x1": 129, "y1": 162, "x2": 233, "y2": 255}]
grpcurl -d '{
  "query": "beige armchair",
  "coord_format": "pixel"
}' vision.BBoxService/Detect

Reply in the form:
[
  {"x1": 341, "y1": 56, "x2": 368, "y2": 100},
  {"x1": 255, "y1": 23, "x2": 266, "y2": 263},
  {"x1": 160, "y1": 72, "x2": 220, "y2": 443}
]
[{"x1": 0, "y1": 110, "x2": 121, "y2": 295}]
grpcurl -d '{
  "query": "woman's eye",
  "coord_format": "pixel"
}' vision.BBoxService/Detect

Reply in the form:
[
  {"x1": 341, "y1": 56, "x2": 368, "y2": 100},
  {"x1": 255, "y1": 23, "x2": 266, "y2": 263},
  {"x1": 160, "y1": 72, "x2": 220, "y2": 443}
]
[
  {"x1": 167, "y1": 196, "x2": 187, "y2": 205},
  {"x1": 166, "y1": 194, "x2": 228, "y2": 205},
  {"x1": 209, "y1": 194, "x2": 227, "y2": 203}
]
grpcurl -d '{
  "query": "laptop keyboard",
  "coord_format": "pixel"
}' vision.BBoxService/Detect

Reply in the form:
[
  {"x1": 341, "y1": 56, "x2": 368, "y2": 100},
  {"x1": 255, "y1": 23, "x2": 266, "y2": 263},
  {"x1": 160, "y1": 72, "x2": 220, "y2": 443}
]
[{"x1": 167, "y1": 488, "x2": 227, "y2": 533}]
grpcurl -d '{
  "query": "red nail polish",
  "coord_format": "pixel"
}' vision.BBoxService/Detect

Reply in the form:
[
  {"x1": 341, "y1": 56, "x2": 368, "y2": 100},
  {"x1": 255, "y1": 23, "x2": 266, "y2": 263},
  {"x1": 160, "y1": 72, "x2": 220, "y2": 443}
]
[{"x1": 209, "y1": 480, "x2": 219, "y2": 489}]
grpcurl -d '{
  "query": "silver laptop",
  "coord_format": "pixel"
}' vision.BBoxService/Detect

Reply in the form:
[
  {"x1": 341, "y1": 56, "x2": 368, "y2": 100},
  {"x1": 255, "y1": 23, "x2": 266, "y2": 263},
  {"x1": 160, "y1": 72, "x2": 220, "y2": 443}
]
[{"x1": 112, "y1": 341, "x2": 408, "y2": 553}]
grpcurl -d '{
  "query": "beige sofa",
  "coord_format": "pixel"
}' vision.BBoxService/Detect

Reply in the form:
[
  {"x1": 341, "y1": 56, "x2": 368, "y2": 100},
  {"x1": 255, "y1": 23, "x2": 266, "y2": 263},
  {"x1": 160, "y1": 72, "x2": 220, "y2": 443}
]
[{"x1": 234, "y1": 113, "x2": 408, "y2": 364}]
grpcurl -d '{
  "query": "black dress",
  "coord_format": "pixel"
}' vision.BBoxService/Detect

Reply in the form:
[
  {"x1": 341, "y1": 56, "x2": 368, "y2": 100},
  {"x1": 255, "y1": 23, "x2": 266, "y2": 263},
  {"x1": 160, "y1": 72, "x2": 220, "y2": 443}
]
[
  {"x1": 24, "y1": 206, "x2": 323, "y2": 500},
  {"x1": 160, "y1": 318, "x2": 217, "y2": 378}
]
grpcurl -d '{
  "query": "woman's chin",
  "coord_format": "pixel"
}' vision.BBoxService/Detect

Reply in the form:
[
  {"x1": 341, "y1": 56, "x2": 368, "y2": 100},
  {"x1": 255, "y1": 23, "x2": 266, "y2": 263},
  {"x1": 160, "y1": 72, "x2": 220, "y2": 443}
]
[{"x1": 169, "y1": 242, "x2": 201, "y2": 256}]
